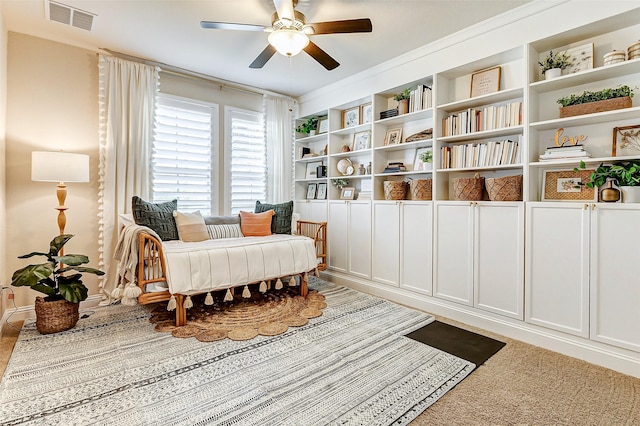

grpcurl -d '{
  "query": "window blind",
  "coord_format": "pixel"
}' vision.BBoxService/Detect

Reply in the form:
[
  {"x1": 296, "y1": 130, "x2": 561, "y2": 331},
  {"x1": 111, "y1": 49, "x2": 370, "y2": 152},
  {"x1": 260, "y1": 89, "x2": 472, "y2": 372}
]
[{"x1": 152, "y1": 96, "x2": 216, "y2": 215}]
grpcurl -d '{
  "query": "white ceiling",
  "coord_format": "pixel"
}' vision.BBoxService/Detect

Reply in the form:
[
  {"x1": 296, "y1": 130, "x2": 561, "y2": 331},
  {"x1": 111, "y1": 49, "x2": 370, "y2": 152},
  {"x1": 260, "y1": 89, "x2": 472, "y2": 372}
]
[{"x1": 2, "y1": 0, "x2": 531, "y2": 97}]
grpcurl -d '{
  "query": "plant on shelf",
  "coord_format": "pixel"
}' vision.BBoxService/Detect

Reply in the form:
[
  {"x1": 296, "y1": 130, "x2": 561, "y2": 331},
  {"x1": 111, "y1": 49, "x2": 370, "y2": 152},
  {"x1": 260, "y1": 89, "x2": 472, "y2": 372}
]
[
  {"x1": 296, "y1": 117, "x2": 319, "y2": 135},
  {"x1": 331, "y1": 178, "x2": 349, "y2": 190},
  {"x1": 575, "y1": 160, "x2": 640, "y2": 188},
  {"x1": 557, "y1": 85, "x2": 635, "y2": 107},
  {"x1": 420, "y1": 150, "x2": 433, "y2": 163},
  {"x1": 393, "y1": 88, "x2": 411, "y2": 101},
  {"x1": 538, "y1": 50, "x2": 571, "y2": 75}
]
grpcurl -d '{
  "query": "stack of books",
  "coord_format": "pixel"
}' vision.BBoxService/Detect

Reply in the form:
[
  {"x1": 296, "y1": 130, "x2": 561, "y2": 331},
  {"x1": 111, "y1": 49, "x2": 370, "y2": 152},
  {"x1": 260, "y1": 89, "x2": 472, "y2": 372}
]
[
  {"x1": 380, "y1": 109, "x2": 399, "y2": 120},
  {"x1": 383, "y1": 162, "x2": 407, "y2": 173},
  {"x1": 539, "y1": 144, "x2": 590, "y2": 161}
]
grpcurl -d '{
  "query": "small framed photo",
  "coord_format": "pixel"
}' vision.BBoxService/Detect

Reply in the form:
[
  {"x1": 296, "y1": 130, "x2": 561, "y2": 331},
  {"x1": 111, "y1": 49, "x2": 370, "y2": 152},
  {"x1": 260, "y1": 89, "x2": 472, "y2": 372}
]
[
  {"x1": 342, "y1": 107, "x2": 360, "y2": 128},
  {"x1": 306, "y1": 183, "x2": 317, "y2": 199},
  {"x1": 470, "y1": 66, "x2": 501, "y2": 98},
  {"x1": 316, "y1": 182, "x2": 327, "y2": 200},
  {"x1": 351, "y1": 131, "x2": 371, "y2": 151},
  {"x1": 360, "y1": 103, "x2": 373, "y2": 124},
  {"x1": 542, "y1": 169, "x2": 597, "y2": 201},
  {"x1": 340, "y1": 187, "x2": 355, "y2": 200},
  {"x1": 612, "y1": 124, "x2": 640, "y2": 157},
  {"x1": 318, "y1": 117, "x2": 329, "y2": 134},
  {"x1": 305, "y1": 161, "x2": 323, "y2": 179},
  {"x1": 384, "y1": 128, "x2": 403, "y2": 146},
  {"x1": 413, "y1": 147, "x2": 433, "y2": 171}
]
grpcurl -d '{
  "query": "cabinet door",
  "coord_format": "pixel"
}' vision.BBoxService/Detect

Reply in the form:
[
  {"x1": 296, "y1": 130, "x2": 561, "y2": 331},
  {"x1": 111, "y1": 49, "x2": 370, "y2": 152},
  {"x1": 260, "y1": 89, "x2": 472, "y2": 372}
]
[
  {"x1": 474, "y1": 202, "x2": 524, "y2": 319},
  {"x1": 400, "y1": 202, "x2": 433, "y2": 295},
  {"x1": 590, "y1": 204, "x2": 640, "y2": 352},
  {"x1": 327, "y1": 201, "x2": 348, "y2": 273},
  {"x1": 309, "y1": 201, "x2": 328, "y2": 223},
  {"x1": 348, "y1": 201, "x2": 372, "y2": 279},
  {"x1": 372, "y1": 202, "x2": 400, "y2": 286},
  {"x1": 525, "y1": 203, "x2": 589, "y2": 338},
  {"x1": 295, "y1": 201, "x2": 311, "y2": 221},
  {"x1": 434, "y1": 202, "x2": 474, "y2": 306}
]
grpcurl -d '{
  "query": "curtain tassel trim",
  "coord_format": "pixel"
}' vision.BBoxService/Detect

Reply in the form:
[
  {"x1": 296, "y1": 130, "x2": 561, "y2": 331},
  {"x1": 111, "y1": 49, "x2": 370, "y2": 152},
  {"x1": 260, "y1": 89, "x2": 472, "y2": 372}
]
[{"x1": 204, "y1": 292, "x2": 214, "y2": 305}]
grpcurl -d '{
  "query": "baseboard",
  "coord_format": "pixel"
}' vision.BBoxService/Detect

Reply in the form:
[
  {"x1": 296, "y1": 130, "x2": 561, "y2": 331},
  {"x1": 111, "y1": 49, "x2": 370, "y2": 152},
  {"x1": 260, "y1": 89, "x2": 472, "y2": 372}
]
[{"x1": 320, "y1": 271, "x2": 640, "y2": 379}]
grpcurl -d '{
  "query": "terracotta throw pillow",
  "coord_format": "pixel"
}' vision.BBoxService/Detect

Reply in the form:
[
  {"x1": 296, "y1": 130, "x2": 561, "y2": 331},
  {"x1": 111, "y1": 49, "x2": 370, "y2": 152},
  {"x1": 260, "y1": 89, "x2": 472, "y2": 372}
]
[
  {"x1": 239, "y1": 210, "x2": 274, "y2": 237},
  {"x1": 173, "y1": 210, "x2": 209, "y2": 242}
]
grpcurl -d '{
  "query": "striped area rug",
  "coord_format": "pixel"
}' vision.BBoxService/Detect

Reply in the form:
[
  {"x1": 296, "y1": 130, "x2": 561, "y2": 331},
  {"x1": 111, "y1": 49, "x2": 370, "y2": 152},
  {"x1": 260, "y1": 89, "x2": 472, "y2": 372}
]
[{"x1": 0, "y1": 278, "x2": 474, "y2": 425}]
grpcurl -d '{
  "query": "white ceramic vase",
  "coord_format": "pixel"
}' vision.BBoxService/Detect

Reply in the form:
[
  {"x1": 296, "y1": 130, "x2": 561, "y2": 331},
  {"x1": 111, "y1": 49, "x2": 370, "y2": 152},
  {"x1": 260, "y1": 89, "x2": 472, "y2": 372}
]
[
  {"x1": 545, "y1": 68, "x2": 562, "y2": 79},
  {"x1": 620, "y1": 186, "x2": 640, "y2": 203},
  {"x1": 422, "y1": 162, "x2": 433, "y2": 171}
]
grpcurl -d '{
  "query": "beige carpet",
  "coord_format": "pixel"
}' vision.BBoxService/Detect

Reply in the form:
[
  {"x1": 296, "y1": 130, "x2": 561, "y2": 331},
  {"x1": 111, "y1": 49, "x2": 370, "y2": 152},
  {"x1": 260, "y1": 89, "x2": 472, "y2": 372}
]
[{"x1": 2, "y1": 315, "x2": 639, "y2": 425}]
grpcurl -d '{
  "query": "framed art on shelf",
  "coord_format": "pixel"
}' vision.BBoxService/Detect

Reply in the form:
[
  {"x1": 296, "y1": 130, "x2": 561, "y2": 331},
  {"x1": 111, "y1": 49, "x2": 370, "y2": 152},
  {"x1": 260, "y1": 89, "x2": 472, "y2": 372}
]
[
  {"x1": 413, "y1": 147, "x2": 433, "y2": 171},
  {"x1": 470, "y1": 66, "x2": 501, "y2": 97},
  {"x1": 542, "y1": 169, "x2": 597, "y2": 201},
  {"x1": 340, "y1": 187, "x2": 355, "y2": 200},
  {"x1": 306, "y1": 183, "x2": 317, "y2": 199},
  {"x1": 305, "y1": 161, "x2": 323, "y2": 179},
  {"x1": 612, "y1": 124, "x2": 640, "y2": 157},
  {"x1": 316, "y1": 182, "x2": 327, "y2": 200},
  {"x1": 318, "y1": 117, "x2": 329, "y2": 134},
  {"x1": 384, "y1": 128, "x2": 402, "y2": 146},
  {"x1": 342, "y1": 107, "x2": 360, "y2": 128},
  {"x1": 360, "y1": 103, "x2": 373, "y2": 124},
  {"x1": 351, "y1": 131, "x2": 371, "y2": 151}
]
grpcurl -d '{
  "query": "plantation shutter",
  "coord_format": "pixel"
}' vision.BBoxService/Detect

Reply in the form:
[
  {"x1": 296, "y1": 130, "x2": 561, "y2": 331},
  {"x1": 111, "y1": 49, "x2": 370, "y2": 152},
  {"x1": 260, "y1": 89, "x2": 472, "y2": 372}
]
[
  {"x1": 152, "y1": 96, "x2": 217, "y2": 215},
  {"x1": 228, "y1": 108, "x2": 266, "y2": 214}
]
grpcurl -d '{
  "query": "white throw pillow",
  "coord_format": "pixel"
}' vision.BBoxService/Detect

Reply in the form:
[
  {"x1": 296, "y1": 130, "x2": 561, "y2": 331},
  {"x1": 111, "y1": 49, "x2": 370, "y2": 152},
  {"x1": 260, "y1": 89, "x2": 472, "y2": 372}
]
[
  {"x1": 173, "y1": 210, "x2": 209, "y2": 242},
  {"x1": 207, "y1": 223, "x2": 242, "y2": 239}
]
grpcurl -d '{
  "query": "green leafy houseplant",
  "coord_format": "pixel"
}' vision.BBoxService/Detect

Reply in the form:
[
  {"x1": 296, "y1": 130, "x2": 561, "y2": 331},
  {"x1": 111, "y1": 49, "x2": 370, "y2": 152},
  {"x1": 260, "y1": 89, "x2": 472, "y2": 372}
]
[
  {"x1": 331, "y1": 178, "x2": 349, "y2": 189},
  {"x1": 393, "y1": 88, "x2": 411, "y2": 101},
  {"x1": 11, "y1": 234, "x2": 105, "y2": 303},
  {"x1": 575, "y1": 160, "x2": 640, "y2": 188},
  {"x1": 420, "y1": 150, "x2": 433, "y2": 163},
  {"x1": 538, "y1": 50, "x2": 571, "y2": 74},
  {"x1": 296, "y1": 117, "x2": 318, "y2": 134},
  {"x1": 557, "y1": 85, "x2": 634, "y2": 107}
]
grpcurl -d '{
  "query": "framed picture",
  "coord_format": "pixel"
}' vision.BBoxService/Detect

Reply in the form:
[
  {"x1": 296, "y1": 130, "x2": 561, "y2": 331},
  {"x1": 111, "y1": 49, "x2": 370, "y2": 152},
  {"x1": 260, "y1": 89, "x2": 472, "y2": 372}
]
[
  {"x1": 342, "y1": 107, "x2": 360, "y2": 128},
  {"x1": 351, "y1": 131, "x2": 371, "y2": 151},
  {"x1": 542, "y1": 169, "x2": 597, "y2": 201},
  {"x1": 360, "y1": 103, "x2": 373, "y2": 124},
  {"x1": 340, "y1": 187, "x2": 355, "y2": 200},
  {"x1": 384, "y1": 128, "x2": 403, "y2": 145},
  {"x1": 318, "y1": 117, "x2": 329, "y2": 134},
  {"x1": 306, "y1": 183, "x2": 317, "y2": 199},
  {"x1": 316, "y1": 182, "x2": 327, "y2": 200},
  {"x1": 562, "y1": 43, "x2": 594, "y2": 75},
  {"x1": 305, "y1": 161, "x2": 323, "y2": 179},
  {"x1": 413, "y1": 147, "x2": 433, "y2": 171},
  {"x1": 470, "y1": 66, "x2": 501, "y2": 98},
  {"x1": 612, "y1": 124, "x2": 640, "y2": 157}
]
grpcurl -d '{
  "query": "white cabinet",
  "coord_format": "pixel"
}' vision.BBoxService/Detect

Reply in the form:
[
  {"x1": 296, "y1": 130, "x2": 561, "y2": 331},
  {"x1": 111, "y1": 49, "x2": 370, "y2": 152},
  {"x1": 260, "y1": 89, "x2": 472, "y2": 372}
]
[
  {"x1": 371, "y1": 201, "x2": 433, "y2": 295},
  {"x1": 327, "y1": 200, "x2": 371, "y2": 278},
  {"x1": 435, "y1": 201, "x2": 524, "y2": 319},
  {"x1": 295, "y1": 200, "x2": 327, "y2": 223}
]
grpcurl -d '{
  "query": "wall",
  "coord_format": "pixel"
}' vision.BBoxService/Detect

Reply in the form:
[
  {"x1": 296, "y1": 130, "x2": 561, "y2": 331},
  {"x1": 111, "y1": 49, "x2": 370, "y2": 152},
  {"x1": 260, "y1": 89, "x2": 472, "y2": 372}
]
[
  {"x1": 0, "y1": 5, "x2": 7, "y2": 320},
  {"x1": 5, "y1": 33, "x2": 99, "y2": 309}
]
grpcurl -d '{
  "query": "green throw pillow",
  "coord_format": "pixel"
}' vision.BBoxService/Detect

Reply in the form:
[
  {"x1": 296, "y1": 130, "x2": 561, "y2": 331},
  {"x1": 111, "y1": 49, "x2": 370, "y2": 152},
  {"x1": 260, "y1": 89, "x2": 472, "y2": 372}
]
[
  {"x1": 255, "y1": 200, "x2": 293, "y2": 234},
  {"x1": 131, "y1": 196, "x2": 179, "y2": 241}
]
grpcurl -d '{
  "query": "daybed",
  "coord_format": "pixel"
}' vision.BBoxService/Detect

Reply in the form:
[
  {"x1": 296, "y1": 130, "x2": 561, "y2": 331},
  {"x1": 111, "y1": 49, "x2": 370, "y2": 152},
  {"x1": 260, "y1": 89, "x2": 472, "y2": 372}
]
[{"x1": 113, "y1": 198, "x2": 327, "y2": 326}]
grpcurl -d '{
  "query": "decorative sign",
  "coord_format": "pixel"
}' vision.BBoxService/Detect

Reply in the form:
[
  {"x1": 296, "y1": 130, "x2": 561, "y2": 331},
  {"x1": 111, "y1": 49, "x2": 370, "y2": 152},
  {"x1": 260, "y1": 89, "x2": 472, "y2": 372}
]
[{"x1": 554, "y1": 128, "x2": 587, "y2": 147}]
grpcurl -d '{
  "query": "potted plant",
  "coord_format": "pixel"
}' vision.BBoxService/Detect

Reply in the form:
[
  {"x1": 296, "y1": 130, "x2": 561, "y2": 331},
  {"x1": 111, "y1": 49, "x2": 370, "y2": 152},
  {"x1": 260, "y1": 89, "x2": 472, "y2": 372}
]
[
  {"x1": 420, "y1": 149, "x2": 433, "y2": 171},
  {"x1": 331, "y1": 178, "x2": 349, "y2": 190},
  {"x1": 296, "y1": 117, "x2": 319, "y2": 136},
  {"x1": 11, "y1": 234, "x2": 105, "y2": 334},
  {"x1": 575, "y1": 160, "x2": 640, "y2": 202},
  {"x1": 394, "y1": 88, "x2": 411, "y2": 114},
  {"x1": 538, "y1": 50, "x2": 571, "y2": 79},
  {"x1": 557, "y1": 85, "x2": 634, "y2": 118}
]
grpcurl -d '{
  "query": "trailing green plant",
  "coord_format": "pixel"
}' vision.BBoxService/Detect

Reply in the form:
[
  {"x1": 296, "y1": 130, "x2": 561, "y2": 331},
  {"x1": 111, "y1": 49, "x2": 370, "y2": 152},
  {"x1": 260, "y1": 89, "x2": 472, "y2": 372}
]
[
  {"x1": 393, "y1": 88, "x2": 411, "y2": 102},
  {"x1": 538, "y1": 50, "x2": 571, "y2": 74},
  {"x1": 331, "y1": 178, "x2": 349, "y2": 189},
  {"x1": 557, "y1": 85, "x2": 635, "y2": 107},
  {"x1": 296, "y1": 117, "x2": 318, "y2": 134},
  {"x1": 11, "y1": 234, "x2": 105, "y2": 303},
  {"x1": 575, "y1": 160, "x2": 640, "y2": 188},
  {"x1": 420, "y1": 150, "x2": 433, "y2": 163}
]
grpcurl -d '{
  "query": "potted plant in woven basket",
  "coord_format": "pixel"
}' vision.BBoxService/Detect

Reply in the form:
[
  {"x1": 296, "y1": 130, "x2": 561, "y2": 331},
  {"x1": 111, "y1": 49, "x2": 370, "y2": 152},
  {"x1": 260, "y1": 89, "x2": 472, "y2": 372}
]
[
  {"x1": 557, "y1": 85, "x2": 634, "y2": 118},
  {"x1": 11, "y1": 234, "x2": 105, "y2": 334}
]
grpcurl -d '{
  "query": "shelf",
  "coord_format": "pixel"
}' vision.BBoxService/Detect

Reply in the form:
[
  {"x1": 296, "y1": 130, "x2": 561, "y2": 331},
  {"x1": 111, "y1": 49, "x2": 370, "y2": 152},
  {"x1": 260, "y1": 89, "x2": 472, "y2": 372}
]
[
  {"x1": 530, "y1": 107, "x2": 640, "y2": 131},
  {"x1": 374, "y1": 139, "x2": 433, "y2": 152},
  {"x1": 437, "y1": 87, "x2": 523, "y2": 112},
  {"x1": 436, "y1": 163, "x2": 523, "y2": 173},
  {"x1": 374, "y1": 170, "x2": 433, "y2": 177},
  {"x1": 330, "y1": 150, "x2": 370, "y2": 159},
  {"x1": 295, "y1": 178, "x2": 327, "y2": 184},
  {"x1": 374, "y1": 108, "x2": 433, "y2": 126},
  {"x1": 329, "y1": 174, "x2": 371, "y2": 180},
  {"x1": 438, "y1": 126, "x2": 523, "y2": 143},
  {"x1": 529, "y1": 155, "x2": 640, "y2": 168},
  {"x1": 330, "y1": 123, "x2": 371, "y2": 136},
  {"x1": 529, "y1": 59, "x2": 640, "y2": 93},
  {"x1": 295, "y1": 155, "x2": 327, "y2": 163},
  {"x1": 295, "y1": 133, "x2": 327, "y2": 143}
]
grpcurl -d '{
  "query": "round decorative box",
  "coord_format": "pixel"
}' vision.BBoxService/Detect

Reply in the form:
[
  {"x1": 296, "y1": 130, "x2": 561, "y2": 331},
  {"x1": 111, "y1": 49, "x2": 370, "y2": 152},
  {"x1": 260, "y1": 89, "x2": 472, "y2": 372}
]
[
  {"x1": 603, "y1": 50, "x2": 626, "y2": 66},
  {"x1": 628, "y1": 41, "x2": 640, "y2": 60}
]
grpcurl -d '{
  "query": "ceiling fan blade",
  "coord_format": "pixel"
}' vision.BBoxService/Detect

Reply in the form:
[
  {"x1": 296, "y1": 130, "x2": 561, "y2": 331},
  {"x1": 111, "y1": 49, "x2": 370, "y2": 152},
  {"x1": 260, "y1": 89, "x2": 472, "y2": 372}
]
[
  {"x1": 303, "y1": 41, "x2": 340, "y2": 70},
  {"x1": 273, "y1": 0, "x2": 295, "y2": 22},
  {"x1": 249, "y1": 45, "x2": 278, "y2": 68},
  {"x1": 200, "y1": 21, "x2": 266, "y2": 32},
  {"x1": 307, "y1": 18, "x2": 373, "y2": 35}
]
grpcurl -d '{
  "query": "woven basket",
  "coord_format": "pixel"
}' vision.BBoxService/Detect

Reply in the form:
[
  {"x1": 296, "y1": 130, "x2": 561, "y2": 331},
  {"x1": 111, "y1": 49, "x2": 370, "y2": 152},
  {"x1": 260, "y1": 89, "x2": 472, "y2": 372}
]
[
  {"x1": 409, "y1": 179, "x2": 432, "y2": 200},
  {"x1": 35, "y1": 296, "x2": 79, "y2": 334},
  {"x1": 384, "y1": 181, "x2": 408, "y2": 200},
  {"x1": 485, "y1": 174, "x2": 523, "y2": 201},
  {"x1": 453, "y1": 174, "x2": 485, "y2": 201}
]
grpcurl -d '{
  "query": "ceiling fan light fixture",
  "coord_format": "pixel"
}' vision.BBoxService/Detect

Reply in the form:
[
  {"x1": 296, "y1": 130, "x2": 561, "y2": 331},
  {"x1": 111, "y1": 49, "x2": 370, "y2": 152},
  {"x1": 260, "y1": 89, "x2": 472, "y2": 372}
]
[{"x1": 268, "y1": 29, "x2": 309, "y2": 57}]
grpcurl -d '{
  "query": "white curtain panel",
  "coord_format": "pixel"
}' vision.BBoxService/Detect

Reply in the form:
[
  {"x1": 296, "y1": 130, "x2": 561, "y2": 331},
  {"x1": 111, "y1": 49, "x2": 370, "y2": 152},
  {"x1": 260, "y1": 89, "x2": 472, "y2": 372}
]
[
  {"x1": 97, "y1": 55, "x2": 160, "y2": 303},
  {"x1": 263, "y1": 95, "x2": 295, "y2": 203}
]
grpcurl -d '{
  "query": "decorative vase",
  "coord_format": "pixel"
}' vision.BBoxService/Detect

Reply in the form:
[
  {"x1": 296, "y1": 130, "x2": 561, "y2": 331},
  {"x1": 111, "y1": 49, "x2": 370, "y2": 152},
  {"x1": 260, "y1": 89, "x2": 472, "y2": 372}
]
[
  {"x1": 309, "y1": 129, "x2": 316, "y2": 136},
  {"x1": 398, "y1": 99, "x2": 409, "y2": 115},
  {"x1": 34, "y1": 296, "x2": 79, "y2": 334},
  {"x1": 545, "y1": 68, "x2": 562, "y2": 79},
  {"x1": 422, "y1": 162, "x2": 433, "y2": 171},
  {"x1": 620, "y1": 186, "x2": 640, "y2": 203},
  {"x1": 600, "y1": 180, "x2": 620, "y2": 202}
]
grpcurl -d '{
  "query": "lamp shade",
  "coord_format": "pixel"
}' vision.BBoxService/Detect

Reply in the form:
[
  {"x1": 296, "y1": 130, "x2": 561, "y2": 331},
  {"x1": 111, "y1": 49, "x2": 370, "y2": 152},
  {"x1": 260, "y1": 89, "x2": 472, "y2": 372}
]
[
  {"x1": 31, "y1": 151, "x2": 90, "y2": 183},
  {"x1": 268, "y1": 29, "x2": 309, "y2": 57}
]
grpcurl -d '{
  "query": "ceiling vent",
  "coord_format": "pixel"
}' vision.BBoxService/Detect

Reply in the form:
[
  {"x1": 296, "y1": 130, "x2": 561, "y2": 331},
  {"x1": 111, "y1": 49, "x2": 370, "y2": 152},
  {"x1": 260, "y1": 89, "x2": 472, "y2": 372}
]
[{"x1": 47, "y1": 1, "x2": 95, "y2": 31}]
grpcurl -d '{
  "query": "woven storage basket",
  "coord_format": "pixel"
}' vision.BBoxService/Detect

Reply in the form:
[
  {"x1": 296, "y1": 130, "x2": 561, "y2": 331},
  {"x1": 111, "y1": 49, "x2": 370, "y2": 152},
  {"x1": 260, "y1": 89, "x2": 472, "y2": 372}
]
[
  {"x1": 384, "y1": 181, "x2": 408, "y2": 200},
  {"x1": 35, "y1": 296, "x2": 79, "y2": 334},
  {"x1": 409, "y1": 179, "x2": 432, "y2": 200},
  {"x1": 453, "y1": 174, "x2": 485, "y2": 201},
  {"x1": 485, "y1": 174, "x2": 523, "y2": 201}
]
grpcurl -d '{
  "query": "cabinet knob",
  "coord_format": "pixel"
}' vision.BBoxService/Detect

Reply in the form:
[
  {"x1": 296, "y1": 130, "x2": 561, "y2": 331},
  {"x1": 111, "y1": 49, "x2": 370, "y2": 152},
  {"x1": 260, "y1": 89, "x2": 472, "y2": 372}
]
[
  {"x1": 583, "y1": 204, "x2": 588, "y2": 210},
  {"x1": 592, "y1": 204, "x2": 596, "y2": 210}
]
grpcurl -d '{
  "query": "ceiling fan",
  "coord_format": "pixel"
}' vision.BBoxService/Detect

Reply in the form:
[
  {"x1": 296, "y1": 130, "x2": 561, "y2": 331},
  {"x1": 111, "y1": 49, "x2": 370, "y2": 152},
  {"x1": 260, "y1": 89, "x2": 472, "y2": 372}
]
[{"x1": 200, "y1": 0, "x2": 372, "y2": 70}]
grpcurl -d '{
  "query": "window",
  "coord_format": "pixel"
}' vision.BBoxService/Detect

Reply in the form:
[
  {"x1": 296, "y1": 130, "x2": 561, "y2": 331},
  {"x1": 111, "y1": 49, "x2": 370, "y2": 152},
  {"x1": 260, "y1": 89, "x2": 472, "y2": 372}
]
[
  {"x1": 152, "y1": 95, "x2": 218, "y2": 215},
  {"x1": 225, "y1": 107, "x2": 266, "y2": 214}
]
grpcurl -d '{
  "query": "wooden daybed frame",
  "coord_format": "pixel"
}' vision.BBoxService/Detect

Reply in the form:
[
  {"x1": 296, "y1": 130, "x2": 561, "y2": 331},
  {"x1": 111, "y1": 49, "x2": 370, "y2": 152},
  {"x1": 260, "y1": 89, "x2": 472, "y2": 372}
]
[{"x1": 135, "y1": 220, "x2": 327, "y2": 326}]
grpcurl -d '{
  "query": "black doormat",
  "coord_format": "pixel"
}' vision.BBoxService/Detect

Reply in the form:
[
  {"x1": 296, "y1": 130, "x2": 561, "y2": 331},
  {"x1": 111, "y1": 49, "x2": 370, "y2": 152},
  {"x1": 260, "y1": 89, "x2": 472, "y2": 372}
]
[{"x1": 406, "y1": 320, "x2": 506, "y2": 367}]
